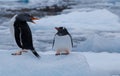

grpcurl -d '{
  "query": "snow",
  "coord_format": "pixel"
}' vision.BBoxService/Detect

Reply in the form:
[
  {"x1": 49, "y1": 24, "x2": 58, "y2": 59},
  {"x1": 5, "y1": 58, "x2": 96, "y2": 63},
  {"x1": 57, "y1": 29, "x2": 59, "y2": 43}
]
[
  {"x1": 77, "y1": 32, "x2": 120, "y2": 52},
  {"x1": 34, "y1": 9, "x2": 120, "y2": 31},
  {"x1": 82, "y1": 52, "x2": 120, "y2": 76},
  {"x1": 1, "y1": 51, "x2": 120, "y2": 76},
  {"x1": 0, "y1": 51, "x2": 90, "y2": 76}
]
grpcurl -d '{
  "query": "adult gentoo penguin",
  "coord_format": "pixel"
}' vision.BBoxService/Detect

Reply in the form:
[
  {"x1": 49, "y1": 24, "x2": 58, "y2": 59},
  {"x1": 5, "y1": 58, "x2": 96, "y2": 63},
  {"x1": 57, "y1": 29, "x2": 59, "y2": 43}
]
[
  {"x1": 52, "y1": 27, "x2": 73, "y2": 55},
  {"x1": 10, "y1": 13, "x2": 40, "y2": 58}
]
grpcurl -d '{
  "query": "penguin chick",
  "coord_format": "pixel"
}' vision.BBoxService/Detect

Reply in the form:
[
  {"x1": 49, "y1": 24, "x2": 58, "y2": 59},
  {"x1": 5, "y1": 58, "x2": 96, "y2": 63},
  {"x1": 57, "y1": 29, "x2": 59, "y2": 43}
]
[{"x1": 53, "y1": 27, "x2": 73, "y2": 55}]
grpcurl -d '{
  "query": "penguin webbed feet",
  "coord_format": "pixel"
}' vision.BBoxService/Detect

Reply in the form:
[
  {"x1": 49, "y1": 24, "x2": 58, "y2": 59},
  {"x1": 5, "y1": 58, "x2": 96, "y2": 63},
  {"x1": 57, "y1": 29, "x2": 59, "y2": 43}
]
[
  {"x1": 11, "y1": 50, "x2": 27, "y2": 55},
  {"x1": 55, "y1": 53, "x2": 61, "y2": 56},
  {"x1": 55, "y1": 50, "x2": 70, "y2": 56},
  {"x1": 11, "y1": 51, "x2": 22, "y2": 55},
  {"x1": 55, "y1": 53, "x2": 69, "y2": 56}
]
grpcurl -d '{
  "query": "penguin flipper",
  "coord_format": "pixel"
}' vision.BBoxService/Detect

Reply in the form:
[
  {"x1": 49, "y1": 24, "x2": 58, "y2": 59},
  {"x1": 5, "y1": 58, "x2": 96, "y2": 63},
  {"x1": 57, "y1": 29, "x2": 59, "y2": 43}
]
[
  {"x1": 68, "y1": 34, "x2": 73, "y2": 47},
  {"x1": 14, "y1": 26, "x2": 23, "y2": 48},
  {"x1": 52, "y1": 34, "x2": 57, "y2": 49},
  {"x1": 31, "y1": 50, "x2": 40, "y2": 58}
]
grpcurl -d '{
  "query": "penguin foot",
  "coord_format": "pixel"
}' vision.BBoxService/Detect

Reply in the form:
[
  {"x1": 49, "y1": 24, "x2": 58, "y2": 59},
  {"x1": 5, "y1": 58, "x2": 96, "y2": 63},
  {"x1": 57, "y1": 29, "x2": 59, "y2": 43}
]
[
  {"x1": 61, "y1": 53, "x2": 69, "y2": 55},
  {"x1": 55, "y1": 53, "x2": 60, "y2": 56},
  {"x1": 21, "y1": 50, "x2": 28, "y2": 53},
  {"x1": 11, "y1": 50, "x2": 28, "y2": 55},
  {"x1": 11, "y1": 51, "x2": 22, "y2": 55},
  {"x1": 55, "y1": 53, "x2": 69, "y2": 56}
]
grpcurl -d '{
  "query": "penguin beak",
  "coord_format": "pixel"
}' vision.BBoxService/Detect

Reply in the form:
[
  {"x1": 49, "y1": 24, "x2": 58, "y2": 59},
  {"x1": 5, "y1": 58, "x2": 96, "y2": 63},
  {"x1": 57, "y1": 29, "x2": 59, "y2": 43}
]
[
  {"x1": 55, "y1": 27, "x2": 59, "y2": 30},
  {"x1": 31, "y1": 17, "x2": 39, "y2": 24}
]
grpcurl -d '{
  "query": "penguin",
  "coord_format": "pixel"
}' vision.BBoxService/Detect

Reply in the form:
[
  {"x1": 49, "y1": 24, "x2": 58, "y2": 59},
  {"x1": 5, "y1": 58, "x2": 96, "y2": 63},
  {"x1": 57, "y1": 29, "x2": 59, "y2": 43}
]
[
  {"x1": 52, "y1": 27, "x2": 73, "y2": 55},
  {"x1": 10, "y1": 13, "x2": 40, "y2": 58}
]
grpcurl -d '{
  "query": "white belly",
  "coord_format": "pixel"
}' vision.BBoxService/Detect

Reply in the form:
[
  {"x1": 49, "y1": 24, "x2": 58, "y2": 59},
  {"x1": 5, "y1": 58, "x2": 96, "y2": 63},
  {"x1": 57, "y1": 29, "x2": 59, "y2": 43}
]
[
  {"x1": 53, "y1": 35, "x2": 72, "y2": 51},
  {"x1": 9, "y1": 15, "x2": 17, "y2": 37},
  {"x1": 9, "y1": 15, "x2": 17, "y2": 44}
]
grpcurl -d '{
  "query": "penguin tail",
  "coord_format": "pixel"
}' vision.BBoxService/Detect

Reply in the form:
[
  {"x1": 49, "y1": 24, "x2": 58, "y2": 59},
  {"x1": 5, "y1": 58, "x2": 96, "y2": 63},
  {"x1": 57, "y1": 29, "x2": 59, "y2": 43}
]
[{"x1": 31, "y1": 50, "x2": 40, "y2": 58}]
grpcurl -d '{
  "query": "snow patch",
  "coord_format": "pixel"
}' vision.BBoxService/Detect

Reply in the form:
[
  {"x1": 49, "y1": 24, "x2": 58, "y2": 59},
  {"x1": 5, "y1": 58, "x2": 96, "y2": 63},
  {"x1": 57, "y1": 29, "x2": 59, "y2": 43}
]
[
  {"x1": 82, "y1": 52, "x2": 120, "y2": 76},
  {"x1": 0, "y1": 51, "x2": 90, "y2": 76},
  {"x1": 34, "y1": 9, "x2": 120, "y2": 31}
]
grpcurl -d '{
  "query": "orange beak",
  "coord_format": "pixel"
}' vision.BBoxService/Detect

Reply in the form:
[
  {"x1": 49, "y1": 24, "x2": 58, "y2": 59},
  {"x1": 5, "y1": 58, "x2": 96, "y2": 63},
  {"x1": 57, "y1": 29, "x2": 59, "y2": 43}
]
[
  {"x1": 31, "y1": 17, "x2": 39, "y2": 23},
  {"x1": 55, "y1": 27, "x2": 59, "y2": 30}
]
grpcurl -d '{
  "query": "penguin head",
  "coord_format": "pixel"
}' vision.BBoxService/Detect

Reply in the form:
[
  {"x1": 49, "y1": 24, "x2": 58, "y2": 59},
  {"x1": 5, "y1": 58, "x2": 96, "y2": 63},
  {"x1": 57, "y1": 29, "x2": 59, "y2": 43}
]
[
  {"x1": 55, "y1": 27, "x2": 69, "y2": 36},
  {"x1": 16, "y1": 13, "x2": 39, "y2": 23}
]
